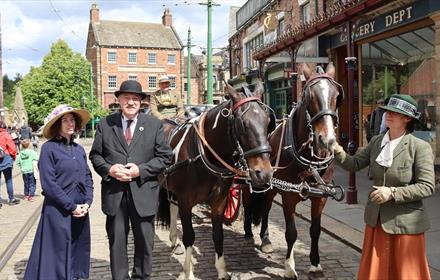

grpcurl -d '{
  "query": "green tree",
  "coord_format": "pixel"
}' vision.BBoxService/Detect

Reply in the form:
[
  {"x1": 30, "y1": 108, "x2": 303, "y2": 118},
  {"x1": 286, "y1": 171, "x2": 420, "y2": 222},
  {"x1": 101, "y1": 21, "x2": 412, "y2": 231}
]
[
  {"x1": 2, "y1": 73, "x2": 23, "y2": 109},
  {"x1": 20, "y1": 39, "x2": 106, "y2": 126}
]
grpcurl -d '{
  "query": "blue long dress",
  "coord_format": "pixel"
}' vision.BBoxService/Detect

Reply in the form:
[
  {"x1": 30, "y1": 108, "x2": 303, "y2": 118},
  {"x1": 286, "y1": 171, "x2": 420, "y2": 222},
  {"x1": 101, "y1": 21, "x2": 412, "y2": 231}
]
[{"x1": 24, "y1": 138, "x2": 94, "y2": 280}]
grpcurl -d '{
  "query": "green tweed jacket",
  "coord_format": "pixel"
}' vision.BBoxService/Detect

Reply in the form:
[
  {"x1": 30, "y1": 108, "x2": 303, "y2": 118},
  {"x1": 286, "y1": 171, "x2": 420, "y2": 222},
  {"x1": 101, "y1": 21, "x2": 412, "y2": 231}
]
[{"x1": 335, "y1": 133, "x2": 435, "y2": 234}]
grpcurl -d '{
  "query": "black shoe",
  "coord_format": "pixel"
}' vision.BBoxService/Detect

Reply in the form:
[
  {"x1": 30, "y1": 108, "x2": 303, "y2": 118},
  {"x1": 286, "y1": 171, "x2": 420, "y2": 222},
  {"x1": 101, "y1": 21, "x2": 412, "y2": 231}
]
[
  {"x1": 0, "y1": 203, "x2": 2, "y2": 209},
  {"x1": 8, "y1": 198, "x2": 20, "y2": 205}
]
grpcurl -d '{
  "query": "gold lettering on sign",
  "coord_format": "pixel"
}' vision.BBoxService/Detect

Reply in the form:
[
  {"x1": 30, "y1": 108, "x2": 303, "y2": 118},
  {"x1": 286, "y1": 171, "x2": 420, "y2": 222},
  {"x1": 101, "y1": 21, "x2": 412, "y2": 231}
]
[
  {"x1": 385, "y1": 6, "x2": 413, "y2": 27},
  {"x1": 358, "y1": 21, "x2": 375, "y2": 37}
]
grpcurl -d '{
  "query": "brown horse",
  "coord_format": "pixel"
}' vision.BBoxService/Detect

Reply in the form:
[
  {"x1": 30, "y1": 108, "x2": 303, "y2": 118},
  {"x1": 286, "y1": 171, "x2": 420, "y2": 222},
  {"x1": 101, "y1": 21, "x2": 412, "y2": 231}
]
[
  {"x1": 243, "y1": 63, "x2": 344, "y2": 279},
  {"x1": 157, "y1": 81, "x2": 273, "y2": 280}
]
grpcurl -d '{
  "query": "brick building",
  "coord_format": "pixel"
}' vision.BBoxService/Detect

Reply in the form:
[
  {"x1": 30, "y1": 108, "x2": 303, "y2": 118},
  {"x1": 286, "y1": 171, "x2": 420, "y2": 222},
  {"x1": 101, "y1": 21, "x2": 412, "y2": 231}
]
[{"x1": 85, "y1": 4, "x2": 183, "y2": 110}]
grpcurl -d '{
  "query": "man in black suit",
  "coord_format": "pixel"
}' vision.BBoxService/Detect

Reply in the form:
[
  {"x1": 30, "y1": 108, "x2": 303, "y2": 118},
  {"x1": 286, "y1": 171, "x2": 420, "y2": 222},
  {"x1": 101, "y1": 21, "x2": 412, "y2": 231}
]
[{"x1": 90, "y1": 80, "x2": 172, "y2": 280}]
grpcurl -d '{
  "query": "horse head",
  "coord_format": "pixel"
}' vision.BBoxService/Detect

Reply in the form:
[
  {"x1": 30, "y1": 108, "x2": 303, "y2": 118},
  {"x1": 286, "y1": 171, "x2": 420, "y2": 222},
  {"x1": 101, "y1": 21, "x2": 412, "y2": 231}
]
[
  {"x1": 225, "y1": 81, "x2": 273, "y2": 186},
  {"x1": 300, "y1": 62, "x2": 343, "y2": 155}
]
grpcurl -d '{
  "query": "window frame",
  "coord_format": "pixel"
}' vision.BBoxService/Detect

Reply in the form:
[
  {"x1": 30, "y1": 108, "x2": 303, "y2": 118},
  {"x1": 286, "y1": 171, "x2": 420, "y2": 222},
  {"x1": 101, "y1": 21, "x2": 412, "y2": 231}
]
[
  {"x1": 148, "y1": 53, "x2": 157, "y2": 65},
  {"x1": 128, "y1": 52, "x2": 137, "y2": 64},
  {"x1": 108, "y1": 75, "x2": 117, "y2": 89},
  {"x1": 107, "y1": 51, "x2": 117, "y2": 63},
  {"x1": 148, "y1": 76, "x2": 157, "y2": 89}
]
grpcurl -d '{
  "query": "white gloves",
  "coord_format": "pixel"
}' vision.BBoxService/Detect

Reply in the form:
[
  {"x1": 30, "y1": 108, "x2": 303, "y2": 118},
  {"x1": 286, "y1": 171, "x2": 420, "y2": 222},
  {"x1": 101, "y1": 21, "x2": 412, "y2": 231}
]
[
  {"x1": 369, "y1": 186, "x2": 395, "y2": 204},
  {"x1": 332, "y1": 142, "x2": 344, "y2": 154}
]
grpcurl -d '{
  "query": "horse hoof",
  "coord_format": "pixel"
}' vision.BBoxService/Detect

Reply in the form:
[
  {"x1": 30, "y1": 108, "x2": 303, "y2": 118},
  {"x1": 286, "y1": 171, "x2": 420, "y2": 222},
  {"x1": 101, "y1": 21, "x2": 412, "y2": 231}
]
[
  {"x1": 260, "y1": 240, "x2": 274, "y2": 254},
  {"x1": 172, "y1": 242, "x2": 184, "y2": 255},
  {"x1": 244, "y1": 233, "x2": 253, "y2": 240},
  {"x1": 309, "y1": 264, "x2": 323, "y2": 273},
  {"x1": 217, "y1": 272, "x2": 231, "y2": 280},
  {"x1": 284, "y1": 277, "x2": 297, "y2": 280}
]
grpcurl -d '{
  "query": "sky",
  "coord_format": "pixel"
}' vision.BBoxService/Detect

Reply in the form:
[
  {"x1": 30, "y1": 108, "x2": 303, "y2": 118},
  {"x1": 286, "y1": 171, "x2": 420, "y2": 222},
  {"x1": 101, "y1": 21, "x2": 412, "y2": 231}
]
[{"x1": 0, "y1": 0, "x2": 247, "y2": 78}]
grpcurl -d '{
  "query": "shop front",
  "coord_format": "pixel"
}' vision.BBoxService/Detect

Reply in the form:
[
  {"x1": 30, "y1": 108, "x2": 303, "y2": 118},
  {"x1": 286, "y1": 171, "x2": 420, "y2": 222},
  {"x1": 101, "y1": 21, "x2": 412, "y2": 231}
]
[{"x1": 327, "y1": 0, "x2": 440, "y2": 156}]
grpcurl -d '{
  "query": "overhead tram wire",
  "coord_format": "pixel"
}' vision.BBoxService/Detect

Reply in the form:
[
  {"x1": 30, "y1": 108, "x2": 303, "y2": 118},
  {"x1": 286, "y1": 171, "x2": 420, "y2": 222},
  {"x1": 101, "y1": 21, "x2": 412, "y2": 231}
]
[{"x1": 48, "y1": 0, "x2": 86, "y2": 43}]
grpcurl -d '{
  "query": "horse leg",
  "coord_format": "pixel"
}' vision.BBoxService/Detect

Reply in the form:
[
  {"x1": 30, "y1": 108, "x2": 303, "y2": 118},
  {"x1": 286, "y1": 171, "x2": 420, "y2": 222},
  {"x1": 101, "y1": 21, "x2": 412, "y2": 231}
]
[
  {"x1": 260, "y1": 189, "x2": 276, "y2": 253},
  {"x1": 282, "y1": 193, "x2": 301, "y2": 280},
  {"x1": 180, "y1": 203, "x2": 196, "y2": 280},
  {"x1": 242, "y1": 186, "x2": 254, "y2": 239},
  {"x1": 169, "y1": 202, "x2": 184, "y2": 255},
  {"x1": 211, "y1": 214, "x2": 230, "y2": 280},
  {"x1": 308, "y1": 197, "x2": 327, "y2": 273}
]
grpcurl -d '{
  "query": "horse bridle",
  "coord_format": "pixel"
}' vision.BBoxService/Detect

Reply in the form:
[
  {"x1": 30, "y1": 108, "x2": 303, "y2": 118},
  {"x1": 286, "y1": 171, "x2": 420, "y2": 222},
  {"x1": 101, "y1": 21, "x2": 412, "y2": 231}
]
[
  {"x1": 230, "y1": 96, "x2": 272, "y2": 158},
  {"x1": 194, "y1": 96, "x2": 272, "y2": 178},
  {"x1": 303, "y1": 74, "x2": 344, "y2": 127},
  {"x1": 284, "y1": 74, "x2": 344, "y2": 170}
]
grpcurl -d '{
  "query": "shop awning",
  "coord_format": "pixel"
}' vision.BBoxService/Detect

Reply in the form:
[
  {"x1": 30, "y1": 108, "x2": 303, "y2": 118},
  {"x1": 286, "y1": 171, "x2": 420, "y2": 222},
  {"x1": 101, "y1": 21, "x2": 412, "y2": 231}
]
[{"x1": 252, "y1": 0, "x2": 388, "y2": 61}]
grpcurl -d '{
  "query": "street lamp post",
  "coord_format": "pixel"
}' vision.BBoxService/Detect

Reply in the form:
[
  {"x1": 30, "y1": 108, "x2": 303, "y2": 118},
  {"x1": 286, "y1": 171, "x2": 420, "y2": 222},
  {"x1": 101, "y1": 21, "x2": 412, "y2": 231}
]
[
  {"x1": 89, "y1": 63, "x2": 94, "y2": 138},
  {"x1": 80, "y1": 95, "x2": 87, "y2": 138}
]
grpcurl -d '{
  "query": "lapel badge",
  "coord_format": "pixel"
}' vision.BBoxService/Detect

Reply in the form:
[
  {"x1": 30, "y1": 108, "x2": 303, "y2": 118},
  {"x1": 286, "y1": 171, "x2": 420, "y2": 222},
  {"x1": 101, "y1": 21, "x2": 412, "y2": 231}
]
[{"x1": 139, "y1": 126, "x2": 144, "y2": 131}]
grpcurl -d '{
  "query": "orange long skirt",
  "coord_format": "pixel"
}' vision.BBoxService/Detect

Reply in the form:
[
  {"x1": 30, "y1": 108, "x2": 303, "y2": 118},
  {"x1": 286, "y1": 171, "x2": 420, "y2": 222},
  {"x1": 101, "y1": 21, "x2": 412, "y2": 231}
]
[{"x1": 358, "y1": 222, "x2": 431, "y2": 280}]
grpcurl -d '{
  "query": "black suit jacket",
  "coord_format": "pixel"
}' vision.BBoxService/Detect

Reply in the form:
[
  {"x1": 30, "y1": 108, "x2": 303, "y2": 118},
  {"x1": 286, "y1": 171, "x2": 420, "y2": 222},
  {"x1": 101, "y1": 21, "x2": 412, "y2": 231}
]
[{"x1": 89, "y1": 112, "x2": 172, "y2": 217}]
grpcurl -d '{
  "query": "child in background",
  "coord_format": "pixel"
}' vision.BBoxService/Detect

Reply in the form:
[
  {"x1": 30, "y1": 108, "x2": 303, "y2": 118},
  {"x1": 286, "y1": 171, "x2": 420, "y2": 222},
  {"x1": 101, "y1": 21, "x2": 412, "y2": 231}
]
[{"x1": 16, "y1": 139, "x2": 39, "y2": 201}]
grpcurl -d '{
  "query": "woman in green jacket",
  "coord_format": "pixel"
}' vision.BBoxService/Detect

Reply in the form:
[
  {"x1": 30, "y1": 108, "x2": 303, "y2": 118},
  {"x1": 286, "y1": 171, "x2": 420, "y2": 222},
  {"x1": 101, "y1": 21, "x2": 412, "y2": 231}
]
[{"x1": 332, "y1": 94, "x2": 435, "y2": 280}]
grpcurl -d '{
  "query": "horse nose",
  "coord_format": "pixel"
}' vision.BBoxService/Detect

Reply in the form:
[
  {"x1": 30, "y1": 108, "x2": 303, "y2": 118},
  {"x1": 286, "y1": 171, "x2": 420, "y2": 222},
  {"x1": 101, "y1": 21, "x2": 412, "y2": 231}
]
[
  {"x1": 319, "y1": 134, "x2": 336, "y2": 147},
  {"x1": 250, "y1": 168, "x2": 273, "y2": 185}
]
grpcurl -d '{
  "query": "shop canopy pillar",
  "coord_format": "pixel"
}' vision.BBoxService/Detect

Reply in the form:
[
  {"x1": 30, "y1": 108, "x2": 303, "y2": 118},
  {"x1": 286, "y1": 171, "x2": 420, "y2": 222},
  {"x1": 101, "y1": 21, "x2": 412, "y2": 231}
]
[{"x1": 430, "y1": 11, "x2": 440, "y2": 162}]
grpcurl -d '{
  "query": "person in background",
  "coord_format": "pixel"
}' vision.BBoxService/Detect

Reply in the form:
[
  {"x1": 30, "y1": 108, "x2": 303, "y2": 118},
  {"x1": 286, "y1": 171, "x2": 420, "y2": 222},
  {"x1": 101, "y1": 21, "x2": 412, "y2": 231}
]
[
  {"x1": 10, "y1": 126, "x2": 20, "y2": 153},
  {"x1": 150, "y1": 74, "x2": 185, "y2": 122},
  {"x1": 332, "y1": 94, "x2": 435, "y2": 280},
  {"x1": 20, "y1": 124, "x2": 32, "y2": 140},
  {"x1": 369, "y1": 98, "x2": 385, "y2": 137},
  {"x1": 0, "y1": 121, "x2": 19, "y2": 208},
  {"x1": 90, "y1": 80, "x2": 172, "y2": 280},
  {"x1": 16, "y1": 139, "x2": 39, "y2": 202},
  {"x1": 24, "y1": 104, "x2": 93, "y2": 280}
]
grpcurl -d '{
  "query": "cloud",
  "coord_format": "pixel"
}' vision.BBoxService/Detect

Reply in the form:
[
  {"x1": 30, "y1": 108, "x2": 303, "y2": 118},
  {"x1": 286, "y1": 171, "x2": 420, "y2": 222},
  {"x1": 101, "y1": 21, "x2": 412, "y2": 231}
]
[{"x1": 1, "y1": 0, "x2": 247, "y2": 77}]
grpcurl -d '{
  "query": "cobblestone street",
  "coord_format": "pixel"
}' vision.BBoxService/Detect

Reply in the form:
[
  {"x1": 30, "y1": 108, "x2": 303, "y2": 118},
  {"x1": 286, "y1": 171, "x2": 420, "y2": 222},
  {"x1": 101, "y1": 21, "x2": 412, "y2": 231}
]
[{"x1": 1, "y1": 142, "x2": 361, "y2": 280}]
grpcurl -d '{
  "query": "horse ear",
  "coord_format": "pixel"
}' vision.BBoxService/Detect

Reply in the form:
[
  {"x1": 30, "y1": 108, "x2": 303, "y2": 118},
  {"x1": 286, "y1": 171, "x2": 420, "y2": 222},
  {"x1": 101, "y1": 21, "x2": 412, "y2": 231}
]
[
  {"x1": 326, "y1": 62, "x2": 335, "y2": 79},
  {"x1": 301, "y1": 63, "x2": 312, "y2": 80},
  {"x1": 224, "y1": 81, "x2": 241, "y2": 101},
  {"x1": 253, "y1": 81, "x2": 264, "y2": 99}
]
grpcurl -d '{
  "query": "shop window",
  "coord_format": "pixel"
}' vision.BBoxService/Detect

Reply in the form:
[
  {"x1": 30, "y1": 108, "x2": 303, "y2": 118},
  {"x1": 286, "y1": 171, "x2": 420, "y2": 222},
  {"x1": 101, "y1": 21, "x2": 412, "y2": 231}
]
[{"x1": 360, "y1": 26, "x2": 436, "y2": 147}]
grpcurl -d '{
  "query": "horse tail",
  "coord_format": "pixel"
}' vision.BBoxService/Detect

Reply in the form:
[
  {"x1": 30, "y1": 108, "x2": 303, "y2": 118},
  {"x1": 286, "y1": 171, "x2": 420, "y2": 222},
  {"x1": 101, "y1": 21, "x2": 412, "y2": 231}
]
[
  {"x1": 157, "y1": 187, "x2": 171, "y2": 228},
  {"x1": 250, "y1": 192, "x2": 265, "y2": 226}
]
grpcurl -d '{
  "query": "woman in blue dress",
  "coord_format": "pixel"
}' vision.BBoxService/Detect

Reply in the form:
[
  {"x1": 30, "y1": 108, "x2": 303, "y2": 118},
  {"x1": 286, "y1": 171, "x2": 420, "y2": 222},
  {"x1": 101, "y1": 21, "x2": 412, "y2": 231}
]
[{"x1": 24, "y1": 105, "x2": 94, "y2": 280}]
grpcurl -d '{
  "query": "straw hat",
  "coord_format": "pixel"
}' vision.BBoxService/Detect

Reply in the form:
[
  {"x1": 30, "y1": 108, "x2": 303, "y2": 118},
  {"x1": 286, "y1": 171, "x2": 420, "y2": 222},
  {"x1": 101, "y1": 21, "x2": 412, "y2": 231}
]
[
  {"x1": 42, "y1": 104, "x2": 90, "y2": 139},
  {"x1": 379, "y1": 94, "x2": 421, "y2": 120},
  {"x1": 158, "y1": 75, "x2": 170, "y2": 84}
]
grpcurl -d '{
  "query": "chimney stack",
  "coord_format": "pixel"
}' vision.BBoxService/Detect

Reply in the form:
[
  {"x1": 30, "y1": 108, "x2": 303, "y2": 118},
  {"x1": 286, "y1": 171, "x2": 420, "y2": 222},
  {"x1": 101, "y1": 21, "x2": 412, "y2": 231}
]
[
  {"x1": 90, "y1": 3, "x2": 99, "y2": 23},
  {"x1": 162, "y1": 8, "x2": 172, "y2": 27}
]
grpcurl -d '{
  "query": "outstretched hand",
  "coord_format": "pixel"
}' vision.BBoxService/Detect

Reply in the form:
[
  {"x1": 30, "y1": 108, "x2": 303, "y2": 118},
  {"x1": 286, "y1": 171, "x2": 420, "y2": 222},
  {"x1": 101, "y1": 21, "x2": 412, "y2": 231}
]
[
  {"x1": 331, "y1": 142, "x2": 344, "y2": 154},
  {"x1": 369, "y1": 186, "x2": 393, "y2": 204}
]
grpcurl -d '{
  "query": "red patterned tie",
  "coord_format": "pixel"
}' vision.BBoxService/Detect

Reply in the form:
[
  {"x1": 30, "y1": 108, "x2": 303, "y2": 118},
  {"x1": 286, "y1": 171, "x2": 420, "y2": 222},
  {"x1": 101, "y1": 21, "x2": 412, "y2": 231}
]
[{"x1": 125, "y1": 119, "x2": 133, "y2": 145}]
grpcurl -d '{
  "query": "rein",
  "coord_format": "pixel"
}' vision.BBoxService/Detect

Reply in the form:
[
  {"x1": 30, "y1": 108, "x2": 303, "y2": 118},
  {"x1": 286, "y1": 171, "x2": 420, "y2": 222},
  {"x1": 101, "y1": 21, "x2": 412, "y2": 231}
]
[
  {"x1": 193, "y1": 112, "x2": 247, "y2": 177},
  {"x1": 192, "y1": 96, "x2": 270, "y2": 178}
]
